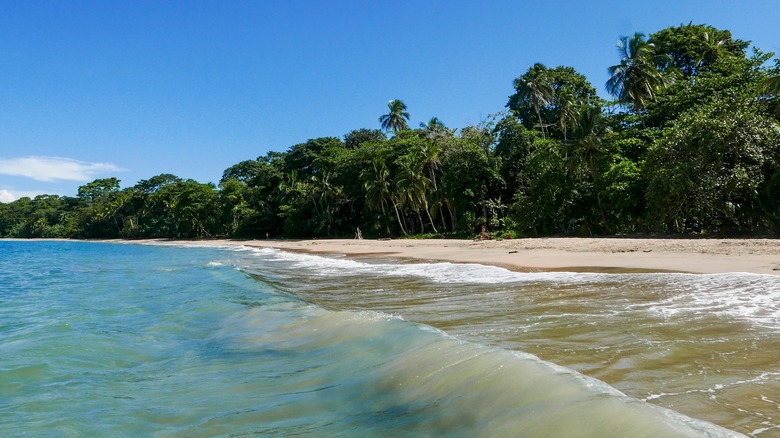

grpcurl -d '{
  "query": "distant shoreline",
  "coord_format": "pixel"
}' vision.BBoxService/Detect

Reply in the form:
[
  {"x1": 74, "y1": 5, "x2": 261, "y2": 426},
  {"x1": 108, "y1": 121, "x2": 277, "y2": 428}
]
[{"x1": 111, "y1": 237, "x2": 780, "y2": 276}]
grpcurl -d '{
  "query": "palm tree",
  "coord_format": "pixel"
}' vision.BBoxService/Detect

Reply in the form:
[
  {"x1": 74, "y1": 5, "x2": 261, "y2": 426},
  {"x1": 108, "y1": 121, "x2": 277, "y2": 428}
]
[
  {"x1": 606, "y1": 33, "x2": 669, "y2": 116},
  {"x1": 556, "y1": 89, "x2": 579, "y2": 142},
  {"x1": 379, "y1": 99, "x2": 410, "y2": 132},
  {"x1": 361, "y1": 157, "x2": 407, "y2": 235},
  {"x1": 565, "y1": 104, "x2": 606, "y2": 182},
  {"x1": 310, "y1": 172, "x2": 344, "y2": 236},
  {"x1": 565, "y1": 104, "x2": 610, "y2": 231},
  {"x1": 512, "y1": 63, "x2": 554, "y2": 138},
  {"x1": 396, "y1": 155, "x2": 438, "y2": 234},
  {"x1": 697, "y1": 31, "x2": 730, "y2": 69},
  {"x1": 420, "y1": 117, "x2": 449, "y2": 139}
]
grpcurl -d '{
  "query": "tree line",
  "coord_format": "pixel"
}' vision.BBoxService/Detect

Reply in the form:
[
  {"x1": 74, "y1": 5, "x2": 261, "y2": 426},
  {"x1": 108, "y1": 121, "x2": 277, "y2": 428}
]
[{"x1": 2, "y1": 23, "x2": 779, "y2": 239}]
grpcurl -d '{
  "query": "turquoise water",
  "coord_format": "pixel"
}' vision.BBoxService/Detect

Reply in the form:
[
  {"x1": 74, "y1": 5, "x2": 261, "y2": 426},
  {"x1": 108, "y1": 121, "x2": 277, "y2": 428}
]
[{"x1": 0, "y1": 241, "x2": 747, "y2": 436}]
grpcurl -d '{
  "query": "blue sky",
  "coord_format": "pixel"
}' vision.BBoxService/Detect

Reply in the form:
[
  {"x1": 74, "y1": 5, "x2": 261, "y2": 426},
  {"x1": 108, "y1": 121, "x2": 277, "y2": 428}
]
[{"x1": 1, "y1": 0, "x2": 778, "y2": 202}]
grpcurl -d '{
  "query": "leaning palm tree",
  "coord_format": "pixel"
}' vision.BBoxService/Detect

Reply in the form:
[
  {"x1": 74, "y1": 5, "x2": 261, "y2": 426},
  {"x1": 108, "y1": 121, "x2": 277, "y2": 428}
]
[
  {"x1": 414, "y1": 139, "x2": 442, "y2": 192},
  {"x1": 379, "y1": 99, "x2": 410, "y2": 132},
  {"x1": 395, "y1": 155, "x2": 438, "y2": 234},
  {"x1": 606, "y1": 33, "x2": 669, "y2": 116},
  {"x1": 361, "y1": 157, "x2": 407, "y2": 235},
  {"x1": 513, "y1": 63, "x2": 555, "y2": 138}
]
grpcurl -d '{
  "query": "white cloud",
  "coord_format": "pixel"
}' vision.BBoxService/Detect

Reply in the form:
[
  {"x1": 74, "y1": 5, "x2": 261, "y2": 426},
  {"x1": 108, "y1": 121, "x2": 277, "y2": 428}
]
[
  {"x1": 0, "y1": 189, "x2": 15, "y2": 203},
  {"x1": 0, "y1": 189, "x2": 45, "y2": 203},
  {"x1": 0, "y1": 156, "x2": 124, "y2": 182}
]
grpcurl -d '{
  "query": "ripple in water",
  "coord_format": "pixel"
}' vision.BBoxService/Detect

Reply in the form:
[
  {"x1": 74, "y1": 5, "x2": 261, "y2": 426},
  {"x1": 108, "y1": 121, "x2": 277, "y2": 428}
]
[
  {"x1": 232, "y1": 245, "x2": 780, "y2": 437},
  {"x1": 0, "y1": 241, "x2": 762, "y2": 436}
]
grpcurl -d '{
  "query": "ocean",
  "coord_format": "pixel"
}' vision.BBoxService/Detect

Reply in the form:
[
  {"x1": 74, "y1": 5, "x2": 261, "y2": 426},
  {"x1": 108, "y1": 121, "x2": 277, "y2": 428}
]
[{"x1": 2, "y1": 240, "x2": 777, "y2": 436}]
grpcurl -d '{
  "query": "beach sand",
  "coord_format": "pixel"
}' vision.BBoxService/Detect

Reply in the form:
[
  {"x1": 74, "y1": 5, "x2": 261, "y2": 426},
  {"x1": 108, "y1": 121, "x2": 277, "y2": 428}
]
[{"x1": 183, "y1": 237, "x2": 780, "y2": 276}]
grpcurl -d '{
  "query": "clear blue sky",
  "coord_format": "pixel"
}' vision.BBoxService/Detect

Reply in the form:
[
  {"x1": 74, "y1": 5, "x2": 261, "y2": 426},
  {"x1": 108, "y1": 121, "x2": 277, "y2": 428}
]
[{"x1": 1, "y1": 0, "x2": 778, "y2": 201}]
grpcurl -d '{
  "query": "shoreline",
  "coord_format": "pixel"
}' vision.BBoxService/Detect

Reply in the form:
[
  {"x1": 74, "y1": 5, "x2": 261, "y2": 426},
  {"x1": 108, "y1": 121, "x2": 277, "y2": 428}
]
[
  {"x1": 138, "y1": 237, "x2": 780, "y2": 276},
  {"x1": 7, "y1": 236, "x2": 778, "y2": 275}
]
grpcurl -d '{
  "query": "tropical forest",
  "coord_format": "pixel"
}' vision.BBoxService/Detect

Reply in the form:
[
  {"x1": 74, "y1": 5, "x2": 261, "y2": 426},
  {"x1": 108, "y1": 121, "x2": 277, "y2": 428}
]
[{"x1": 2, "y1": 23, "x2": 780, "y2": 240}]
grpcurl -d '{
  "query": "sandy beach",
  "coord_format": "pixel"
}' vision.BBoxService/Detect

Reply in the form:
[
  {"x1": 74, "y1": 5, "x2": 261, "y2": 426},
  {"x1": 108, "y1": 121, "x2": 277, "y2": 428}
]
[{"x1": 178, "y1": 237, "x2": 780, "y2": 276}]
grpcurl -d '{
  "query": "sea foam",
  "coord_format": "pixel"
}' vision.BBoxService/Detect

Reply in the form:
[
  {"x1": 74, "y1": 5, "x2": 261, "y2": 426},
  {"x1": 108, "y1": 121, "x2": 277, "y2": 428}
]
[{"x1": 240, "y1": 245, "x2": 598, "y2": 284}]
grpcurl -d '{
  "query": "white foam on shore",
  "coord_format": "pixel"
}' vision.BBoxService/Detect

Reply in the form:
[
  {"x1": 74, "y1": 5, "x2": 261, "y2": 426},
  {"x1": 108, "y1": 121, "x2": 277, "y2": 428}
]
[
  {"x1": 640, "y1": 273, "x2": 780, "y2": 331},
  {"x1": 239, "y1": 246, "x2": 600, "y2": 285},
  {"x1": 148, "y1": 241, "x2": 780, "y2": 332},
  {"x1": 239, "y1": 246, "x2": 780, "y2": 332}
]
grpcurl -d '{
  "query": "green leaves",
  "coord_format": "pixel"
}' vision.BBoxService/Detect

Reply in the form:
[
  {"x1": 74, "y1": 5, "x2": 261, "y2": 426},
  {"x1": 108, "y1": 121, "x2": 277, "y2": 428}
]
[
  {"x1": 379, "y1": 99, "x2": 410, "y2": 133},
  {"x1": 646, "y1": 92, "x2": 779, "y2": 233},
  {"x1": 650, "y1": 23, "x2": 749, "y2": 78},
  {"x1": 77, "y1": 177, "x2": 121, "y2": 203},
  {"x1": 1, "y1": 23, "x2": 779, "y2": 239},
  {"x1": 606, "y1": 33, "x2": 669, "y2": 115}
]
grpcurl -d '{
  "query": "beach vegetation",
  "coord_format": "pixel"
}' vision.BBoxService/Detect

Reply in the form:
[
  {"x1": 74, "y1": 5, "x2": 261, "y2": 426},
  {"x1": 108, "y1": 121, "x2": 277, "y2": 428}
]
[{"x1": 1, "y1": 23, "x2": 779, "y2": 239}]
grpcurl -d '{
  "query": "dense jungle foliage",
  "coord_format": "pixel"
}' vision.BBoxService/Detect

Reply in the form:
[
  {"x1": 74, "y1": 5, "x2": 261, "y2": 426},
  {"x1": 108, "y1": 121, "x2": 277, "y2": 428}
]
[{"x1": 2, "y1": 23, "x2": 780, "y2": 239}]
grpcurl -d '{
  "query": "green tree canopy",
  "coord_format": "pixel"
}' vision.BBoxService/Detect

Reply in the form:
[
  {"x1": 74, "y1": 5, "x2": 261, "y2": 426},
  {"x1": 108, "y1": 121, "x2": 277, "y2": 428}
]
[
  {"x1": 646, "y1": 90, "x2": 780, "y2": 233},
  {"x1": 508, "y1": 63, "x2": 555, "y2": 137},
  {"x1": 650, "y1": 23, "x2": 749, "y2": 78},
  {"x1": 508, "y1": 65, "x2": 598, "y2": 140},
  {"x1": 344, "y1": 128, "x2": 386, "y2": 149},
  {"x1": 77, "y1": 178, "x2": 121, "y2": 203},
  {"x1": 134, "y1": 174, "x2": 181, "y2": 194}
]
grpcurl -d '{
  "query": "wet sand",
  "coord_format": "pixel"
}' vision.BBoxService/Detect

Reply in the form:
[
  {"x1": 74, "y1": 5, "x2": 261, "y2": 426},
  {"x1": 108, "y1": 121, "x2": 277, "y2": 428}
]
[{"x1": 172, "y1": 237, "x2": 780, "y2": 276}]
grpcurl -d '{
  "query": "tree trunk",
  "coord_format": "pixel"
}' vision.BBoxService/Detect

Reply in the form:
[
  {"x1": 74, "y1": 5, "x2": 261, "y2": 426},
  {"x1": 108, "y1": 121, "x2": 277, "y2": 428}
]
[
  {"x1": 535, "y1": 105, "x2": 546, "y2": 139},
  {"x1": 448, "y1": 202, "x2": 458, "y2": 231},
  {"x1": 391, "y1": 199, "x2": 407, "y2": 235},
  {"x1": 423, "y1": 200, "x2": 439, "y2": 234}
]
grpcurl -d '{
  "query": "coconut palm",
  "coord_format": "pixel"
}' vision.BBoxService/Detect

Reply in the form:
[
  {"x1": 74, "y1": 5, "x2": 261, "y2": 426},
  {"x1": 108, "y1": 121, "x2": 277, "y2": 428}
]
[
  {"x1": 565, "y1": 104, "x2": 607, "y2": 182},
  {"x1": 361, "y1": 157, "x2": 407, "y2": 235},
  {"x1": 565, "y1": 104, "x2": 611, "y2": 230},
  {"x1": 698, "y1": 31, "x2": 730, "y2": 67},
  {"x1": 606, "y1": 33, "x2": 669, "y2": 115},
  {"x1": 420, "y1": 117, "x2": 449, "y2": 139},
  {"x1": 379, "y1": 99, "x2": 410, "y2": 132},
  {"x1": 395, "y1": 155, "x2": 438, "y2": 234},
  {"x1": 512, "y1": 63, "x2": 555, "y2": 138},
  {"x1": 411, "y1": 137, "x2": 442, "y2": 192},
  {"x1": 556, "y1": 89, "x2": 579, "y2": 142}
]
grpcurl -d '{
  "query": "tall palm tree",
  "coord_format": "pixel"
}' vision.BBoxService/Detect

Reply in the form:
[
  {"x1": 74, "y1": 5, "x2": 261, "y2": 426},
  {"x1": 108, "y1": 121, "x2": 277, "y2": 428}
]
[
  {"x1": 513, "y1": 63, "x2": 554, "y2": 138},
  {"x1": 396, "y1": 155, "x2": 438, "y2": 234},
  {"x1": 556, "y1": 89, "x2": 579, "y2": 142},
  {"x1": 565, "y1": 104, "x2": 606, "y2": 182},
  {"x1": 379, "y1": 99, "x2": 410, "y2": 132},
  {"x1": 565, "y1": 104, "x2": 610, "y2": 230},
  {"x1": 412, "y1": 138, "x2": 442, "y2": 192},
  {"x1": 361, "y1": 157, "x2": 407, "y2": 235},
  {"x1": 606, "y1": 33, "x2": 669, "y2": 116}
]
